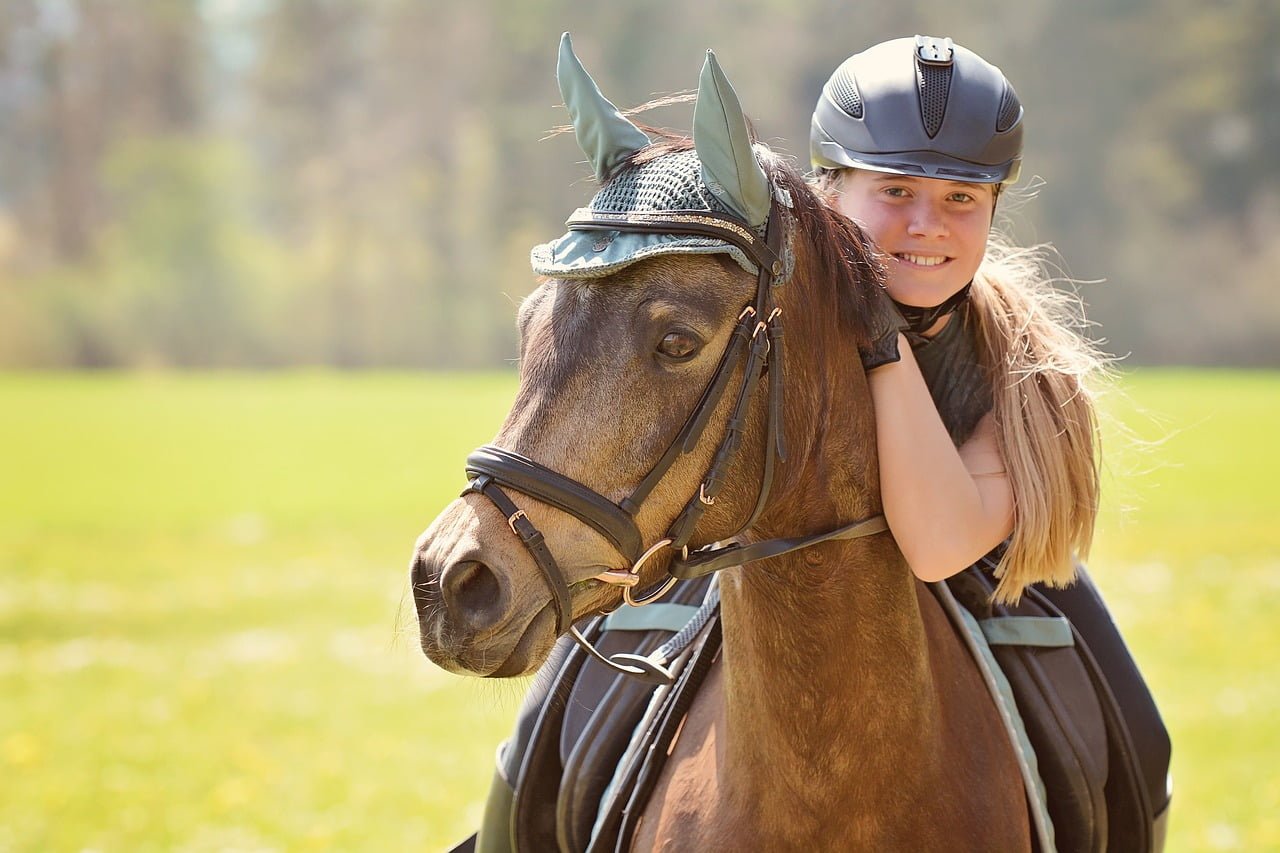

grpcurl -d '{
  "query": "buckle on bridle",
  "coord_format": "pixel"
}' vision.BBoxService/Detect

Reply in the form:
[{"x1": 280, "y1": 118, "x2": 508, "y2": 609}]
[
  {"x1": 752, "y1": 307, "x2": 781, "y2": 342},
  {"x1": 506, "y1": 509, "x2": 528, "y2": 535}
]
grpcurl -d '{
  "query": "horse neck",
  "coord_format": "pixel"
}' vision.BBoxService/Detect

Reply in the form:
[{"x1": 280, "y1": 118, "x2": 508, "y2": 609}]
[
  {"x1": 717, "y1": 537, "x2": 939, "y2": 764},
  {"x1": 715, "y1": 264, "x2": 945, "y2": 812}
]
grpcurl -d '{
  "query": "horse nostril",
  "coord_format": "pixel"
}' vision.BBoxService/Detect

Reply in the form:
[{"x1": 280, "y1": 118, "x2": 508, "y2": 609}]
[{"x1": 441, "y1": 559, "x2": 504, "y2": 625}]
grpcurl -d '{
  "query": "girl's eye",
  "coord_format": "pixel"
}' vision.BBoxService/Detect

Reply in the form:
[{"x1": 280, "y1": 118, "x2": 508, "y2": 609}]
[
  {"x1": 949, "y1": 192, "x2": 975, "y2": 203},
  {"x1": 883, "y1": 186, "x2": 909, "y2": 198},
  {"x1": 658, "y1": 331, "x2": 699, "y2": 360}
]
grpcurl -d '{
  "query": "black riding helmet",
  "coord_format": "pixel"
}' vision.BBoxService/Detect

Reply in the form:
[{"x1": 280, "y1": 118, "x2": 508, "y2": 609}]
[{"x1": 811, "y1": 35, "x2": 1023, "y2": 186}]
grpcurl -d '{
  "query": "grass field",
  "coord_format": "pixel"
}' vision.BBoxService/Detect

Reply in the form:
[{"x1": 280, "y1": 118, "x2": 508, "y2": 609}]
[{"x1": 1, "y1": 370, "x2": 1277, "y2": 852}]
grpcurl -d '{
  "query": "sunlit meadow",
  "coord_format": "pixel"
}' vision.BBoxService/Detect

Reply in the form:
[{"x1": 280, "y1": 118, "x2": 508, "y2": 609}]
[{"x1": 1, "y1": 370, "x2": 1276, "y2": 851}]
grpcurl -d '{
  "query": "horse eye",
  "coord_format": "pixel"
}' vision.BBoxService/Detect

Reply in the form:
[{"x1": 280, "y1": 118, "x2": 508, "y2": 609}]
[{"x1": 658, "y1": 331, "x2": 699, "y2": 359}]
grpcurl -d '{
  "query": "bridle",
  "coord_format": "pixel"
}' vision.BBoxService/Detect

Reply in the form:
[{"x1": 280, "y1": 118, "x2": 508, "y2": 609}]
[{"x1": 462, "y1": 193, "x2": 889, "y2": 682}]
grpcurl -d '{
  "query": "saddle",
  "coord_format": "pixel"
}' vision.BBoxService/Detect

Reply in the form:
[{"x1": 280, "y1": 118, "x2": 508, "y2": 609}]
[
  {"x1": 943, "y1": 561, "x2": 1172, "y2": 853},
  {"x1": 452, "y1": 563, "x2": 1170, "y2": 853}
]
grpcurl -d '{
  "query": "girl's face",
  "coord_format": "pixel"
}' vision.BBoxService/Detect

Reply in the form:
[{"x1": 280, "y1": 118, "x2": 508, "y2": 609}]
[{"x1": 833, "y1": 170, "x2": 994, "y2": 308}]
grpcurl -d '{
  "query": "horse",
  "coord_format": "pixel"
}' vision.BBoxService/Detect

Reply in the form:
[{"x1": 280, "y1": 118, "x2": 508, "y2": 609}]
[{"x1": 411, "y1": 35, "x2": 1031, "y2": 851}]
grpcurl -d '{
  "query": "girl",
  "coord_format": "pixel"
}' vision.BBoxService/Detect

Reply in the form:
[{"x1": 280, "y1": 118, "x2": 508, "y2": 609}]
[
  {"x1": 812, "y1": 34, "x2": 1095, "y2": 602},
  {"x1": 810, "y1": 32, "x2": 1171, "y2": 834}
]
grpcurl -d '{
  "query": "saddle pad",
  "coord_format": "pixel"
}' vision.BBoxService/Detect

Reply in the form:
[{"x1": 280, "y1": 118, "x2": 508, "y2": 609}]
[
  {"x1": 930, "y1": 579, "x2": 1059, "y2": 853},
  {"x1": 946, "y1": 566, "x2": 1126, "y2": 853},
  {"x1": 500, "y1": 576, "x2": 717, "y2": 852}
]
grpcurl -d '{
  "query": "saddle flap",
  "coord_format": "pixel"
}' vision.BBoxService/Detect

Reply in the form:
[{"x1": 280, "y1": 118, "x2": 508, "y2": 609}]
[{"x1": 553, "y1": 578, "x2": 716, "y2": 852}]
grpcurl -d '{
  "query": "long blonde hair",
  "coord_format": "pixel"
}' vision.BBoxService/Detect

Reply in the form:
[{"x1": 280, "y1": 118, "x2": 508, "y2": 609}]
[
  {"x1": 816, "y1": 168, "x2": 1109, "y2": 603},
  {"x1": 971, "y1": 237, "x2": 1108, "y2": 603}
]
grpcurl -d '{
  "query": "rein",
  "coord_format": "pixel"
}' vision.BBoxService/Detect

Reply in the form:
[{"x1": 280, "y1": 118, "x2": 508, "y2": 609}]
[{"x1": 462, "y1": 195, "x2": 888, "y2": 683}]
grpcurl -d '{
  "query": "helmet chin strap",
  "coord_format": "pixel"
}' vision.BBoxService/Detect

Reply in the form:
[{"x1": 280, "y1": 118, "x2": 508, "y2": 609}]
[{"x1": 892, "y1": 280, "x2": 972, "y2": 336}]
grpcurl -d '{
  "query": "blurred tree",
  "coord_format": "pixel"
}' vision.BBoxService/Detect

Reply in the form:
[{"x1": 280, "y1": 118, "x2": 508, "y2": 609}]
[
  {"x1": 0, "y1": 0, "x2": 1276, "y2": 367},
  {"x1": 0, "y1": 0, "x2": 203, "y2": 267}
]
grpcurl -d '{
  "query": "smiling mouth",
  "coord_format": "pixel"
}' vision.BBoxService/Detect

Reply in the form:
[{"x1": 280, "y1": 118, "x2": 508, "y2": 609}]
[{"x1": 893, "y1": 252, "x2": 950, "y2": 268}]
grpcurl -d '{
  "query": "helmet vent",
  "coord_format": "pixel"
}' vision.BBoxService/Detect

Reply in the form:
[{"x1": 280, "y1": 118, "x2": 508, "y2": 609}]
[
  {"x1": 996, "y1": 84, "x2": 1022, "y2": 133},
  {"x1": 916, "y1": 62, "x2": 951, "y2": 138},
  {"x1": 829, "y1": 67, "x2": 863, "y2": 118}
]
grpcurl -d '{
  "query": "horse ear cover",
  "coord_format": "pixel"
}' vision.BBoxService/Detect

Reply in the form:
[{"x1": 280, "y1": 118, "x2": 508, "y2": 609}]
[
  {"x1": 693, "y1": 50, "x2": 771, "y2": 228},
  {"x1": 558, "y1": 32, "x2": 650, "y2": 183},
  {"x1": 531, "y1": 37, "x2": 791, "y2": 282}
]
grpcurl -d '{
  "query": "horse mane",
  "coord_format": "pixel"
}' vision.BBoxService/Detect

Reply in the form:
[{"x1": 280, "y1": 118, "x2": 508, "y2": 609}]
[{"x1": 621, "y1": 130, "x2": 885, "y2": 349}]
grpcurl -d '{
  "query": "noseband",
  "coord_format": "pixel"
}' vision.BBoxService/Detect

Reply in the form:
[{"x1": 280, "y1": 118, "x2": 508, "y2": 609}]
[{"x1": 462, "y1": 195, "x2": 888, "y2": 682}]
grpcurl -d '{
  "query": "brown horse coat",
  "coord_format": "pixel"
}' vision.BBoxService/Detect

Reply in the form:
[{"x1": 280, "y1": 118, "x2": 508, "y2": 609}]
[{"x1": 413, "y1": 142, "x2": 1031, "y2": 851}]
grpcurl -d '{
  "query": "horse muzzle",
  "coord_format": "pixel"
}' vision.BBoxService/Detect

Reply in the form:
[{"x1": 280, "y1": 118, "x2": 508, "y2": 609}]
[{"x1": 410, "y1": 500, "x2": 560, "y2": 677}]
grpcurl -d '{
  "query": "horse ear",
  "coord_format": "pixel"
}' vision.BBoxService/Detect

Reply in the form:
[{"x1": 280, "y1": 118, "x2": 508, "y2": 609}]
[
  {"x1": 557, "y1": 32, "x2": 650, "y2": 183},
  {"x1": 693, "y1": 50, "x2": 771, "y2": 227}
]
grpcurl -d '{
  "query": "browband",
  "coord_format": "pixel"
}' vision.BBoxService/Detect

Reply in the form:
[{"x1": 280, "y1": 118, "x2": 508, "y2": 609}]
[{"x1": 565, "y1": 208, "x2": 783, "y2": 277}]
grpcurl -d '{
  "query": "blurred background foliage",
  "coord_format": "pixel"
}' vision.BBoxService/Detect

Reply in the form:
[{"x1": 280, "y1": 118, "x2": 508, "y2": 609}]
[{"x1": 1, "y1": 0, "x2": 1278, "y2": 368}]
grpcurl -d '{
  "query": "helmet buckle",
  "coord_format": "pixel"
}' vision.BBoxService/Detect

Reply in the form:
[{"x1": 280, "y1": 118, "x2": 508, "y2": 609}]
[{"x1": 914, "y1": 35, "x2": 954, "y2": 65}]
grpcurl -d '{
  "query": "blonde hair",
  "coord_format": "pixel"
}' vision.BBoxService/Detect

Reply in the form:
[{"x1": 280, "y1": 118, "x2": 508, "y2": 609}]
[
  {"x1": 815, "y1": 168, "x2": 1109, "y2": 603},
  {"x1": 971, "y1": 237, "x2": 1108, "y2": 603}
]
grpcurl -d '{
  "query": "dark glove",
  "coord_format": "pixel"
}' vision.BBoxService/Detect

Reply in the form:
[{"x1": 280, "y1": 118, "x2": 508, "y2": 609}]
[{"x1": 858, "y1": 285, "x2": 914, "y2": 372}]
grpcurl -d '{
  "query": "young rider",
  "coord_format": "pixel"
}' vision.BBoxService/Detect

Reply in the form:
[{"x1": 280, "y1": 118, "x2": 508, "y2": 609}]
[
  {"x1": 810, "y1": 32, "x2": 1170, "y2": 827},
  {"x1": 813, "y1": 35, "x2": 1091, "y2": 600}
]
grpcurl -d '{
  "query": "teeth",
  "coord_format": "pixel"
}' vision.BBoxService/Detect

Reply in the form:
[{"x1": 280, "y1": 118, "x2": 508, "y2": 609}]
[{"x1": 898, "y1": 253, "x2": 946, "y2": 267}]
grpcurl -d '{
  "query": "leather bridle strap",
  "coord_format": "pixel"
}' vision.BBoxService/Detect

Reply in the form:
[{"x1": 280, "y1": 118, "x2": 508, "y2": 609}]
[
  {"x1": 669, "y1": 513, "x2": 890, "y2": 579},
  {"x1": 466, "y1": 446, "x2": 644, "y2": 562},
  {"x1": 464, "y1": 199, "x2": 786, "y2": 565},
  {"x1": 565, "y1": 209, "x2": 782, "y2": 277},
  {"x1": 462, "y1": 474, "x2": 573, "y2": 634},
  {"x1": 622, "y1": 309, "x2": 757, "y2": 515},
  {"x1": 664, "y1": 309, "x2": 771, "y2": 549}
]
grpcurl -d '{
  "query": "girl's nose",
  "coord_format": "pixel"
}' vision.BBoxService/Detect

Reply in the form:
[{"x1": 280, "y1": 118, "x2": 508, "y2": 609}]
[{"x1": 907, "y1": 203, "x2": 948, "y2": 238}]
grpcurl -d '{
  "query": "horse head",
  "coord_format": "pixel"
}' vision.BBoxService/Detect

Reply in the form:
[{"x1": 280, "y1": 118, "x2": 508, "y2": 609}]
[{"x1": 412, "y1": 34, "x2": 889, "y2": 678}]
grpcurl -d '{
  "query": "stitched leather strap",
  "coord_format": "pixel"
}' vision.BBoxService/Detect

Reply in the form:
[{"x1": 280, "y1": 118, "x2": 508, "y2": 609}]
[
  {"x1": 467, "y1": 447, "x2": 643, "y2": 562},
  {"x1": 669, "y1": 513, "x2": 890, "y2": 579},
  {"x1": 461, "y1": 196, "x2": 890, "y2": 639},
  {"x1": 666, "y1": 325, "x2": 771, "y2": 549},
  {"x1": 622, "y1": 310, "x2": 756, "y2": 514},
  {"x1": 463, "y1": 475, "x2": 573, "y2": 634},
  {"x1": 565, "y1": 208, "x2": 781, "y2": 275}
]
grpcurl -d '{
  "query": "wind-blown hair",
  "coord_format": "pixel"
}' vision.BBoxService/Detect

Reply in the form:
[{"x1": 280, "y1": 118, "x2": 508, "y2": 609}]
[
  {"x1": 817, "y1": 168, "x2": 1108, "y2": 603},
  {"x1": 971, "y1": 237, "x2": 1107, "y2": 603}
]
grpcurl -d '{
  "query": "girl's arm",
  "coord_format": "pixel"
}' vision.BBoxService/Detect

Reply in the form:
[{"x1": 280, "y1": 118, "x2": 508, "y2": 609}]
[{"x1": 867, "y1": 332, "x2": 1014, "y2": 581}]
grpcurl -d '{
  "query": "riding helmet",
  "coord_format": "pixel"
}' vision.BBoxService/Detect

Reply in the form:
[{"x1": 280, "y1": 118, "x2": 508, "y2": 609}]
[{"x1": 811, "y1": 35, "x2": 1023, "y2": 185}]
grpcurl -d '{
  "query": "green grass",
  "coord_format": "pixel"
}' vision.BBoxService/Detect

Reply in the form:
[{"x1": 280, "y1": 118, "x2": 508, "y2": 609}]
[
  {"x1": 1089, "y1": 370, "x2": 1280, "y2": 851},
  {"x1": 1, "y1": 369, "x2": 1277, "y2": 851}
]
